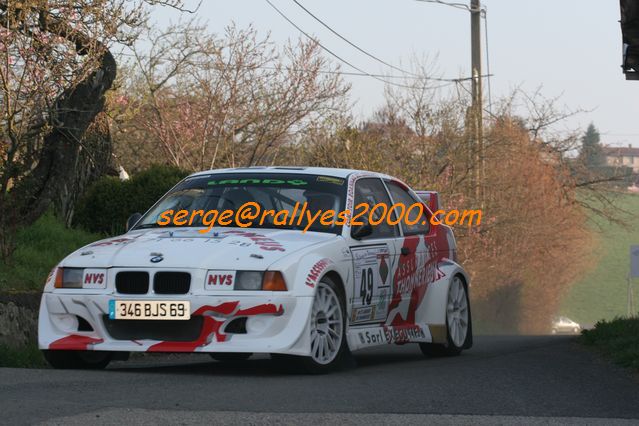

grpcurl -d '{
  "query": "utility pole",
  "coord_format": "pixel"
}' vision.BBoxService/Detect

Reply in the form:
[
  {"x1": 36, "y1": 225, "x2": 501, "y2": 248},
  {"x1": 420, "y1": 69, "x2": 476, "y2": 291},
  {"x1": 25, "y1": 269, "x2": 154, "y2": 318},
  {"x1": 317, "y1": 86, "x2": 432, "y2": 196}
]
[
  {"x1": 470, "y1": 0, "x2": 483, "y2": 200},
  {"x1": 628, "y1": 272, "x2": 635, "y2": 317}
]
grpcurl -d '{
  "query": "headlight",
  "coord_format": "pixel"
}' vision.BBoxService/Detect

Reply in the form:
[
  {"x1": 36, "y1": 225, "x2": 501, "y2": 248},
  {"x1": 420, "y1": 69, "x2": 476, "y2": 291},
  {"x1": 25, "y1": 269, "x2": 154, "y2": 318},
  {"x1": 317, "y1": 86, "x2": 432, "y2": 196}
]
[
  {"x1": 232, "y1": 271, "x2": 288, "y2": 291},
  {"x1": 235, "y1": 271, "x2": 263, "y2": 290},
  {"x1": 54, "y1": 268, "x2": 83, "y2": 288}
]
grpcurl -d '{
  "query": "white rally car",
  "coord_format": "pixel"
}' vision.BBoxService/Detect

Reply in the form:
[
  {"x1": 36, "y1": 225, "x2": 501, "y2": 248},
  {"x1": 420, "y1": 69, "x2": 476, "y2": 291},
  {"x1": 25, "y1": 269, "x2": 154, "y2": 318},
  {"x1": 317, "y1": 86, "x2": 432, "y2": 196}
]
[{"x1": 39, "y1": 167, "x2": 472, "y2": 373}]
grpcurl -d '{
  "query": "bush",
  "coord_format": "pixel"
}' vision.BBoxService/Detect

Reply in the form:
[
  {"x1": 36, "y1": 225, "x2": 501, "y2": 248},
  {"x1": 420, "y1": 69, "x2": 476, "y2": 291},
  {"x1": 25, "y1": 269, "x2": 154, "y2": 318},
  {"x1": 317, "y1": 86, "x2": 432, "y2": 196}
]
[
  {"x1": 0, "y1": 343, "x2": 46, "y2": 368},
  {"x1": 580, "y1": 317, "x2": 639, "y2": 371},
  {"x1": 0, "y1": 213, "x2": 102, "y2": 291},
  {"x1": 74, "y1": 165, "x2": 189, "y2": 235}
]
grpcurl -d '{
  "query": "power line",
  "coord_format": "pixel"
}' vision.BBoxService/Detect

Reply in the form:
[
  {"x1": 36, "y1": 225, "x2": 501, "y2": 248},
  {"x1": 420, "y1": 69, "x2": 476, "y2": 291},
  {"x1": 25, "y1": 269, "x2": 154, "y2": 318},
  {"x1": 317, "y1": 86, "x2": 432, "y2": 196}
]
[
  {"x1": 117, "y1": 0, "x2": 495, "y2": 90},
  {"x1": 264, "y1": 0, "x2": 421, "y2": 89},
  {"x1": 114, "y1": 49, "x2": 459, "y2": 86},
  {"x1": 116, "y1": 49, "x2": 491, "y2": 87},
  {"x1": 413, "y1": 0, "x2": 493, "y2": 110},
  {"x1": 266, "y1": 0, "x2": 487, "y2": 88},
  {"x1": 292, "y1": 0, "x2": 422, "y2": 79},
  {"x1": 290, "y1": 0, "x2": 485, "y2": 83},
  {"x1": 413, "y1": 0, "x2": 474, "y2": 12}
]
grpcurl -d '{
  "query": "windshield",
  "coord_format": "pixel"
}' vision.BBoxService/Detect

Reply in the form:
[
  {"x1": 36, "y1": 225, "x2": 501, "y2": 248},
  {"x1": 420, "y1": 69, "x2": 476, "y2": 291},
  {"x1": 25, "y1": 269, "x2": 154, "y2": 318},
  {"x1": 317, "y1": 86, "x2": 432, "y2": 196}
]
[{"x1": 135, "y1": 172, "x2": 348, "y2": 234}]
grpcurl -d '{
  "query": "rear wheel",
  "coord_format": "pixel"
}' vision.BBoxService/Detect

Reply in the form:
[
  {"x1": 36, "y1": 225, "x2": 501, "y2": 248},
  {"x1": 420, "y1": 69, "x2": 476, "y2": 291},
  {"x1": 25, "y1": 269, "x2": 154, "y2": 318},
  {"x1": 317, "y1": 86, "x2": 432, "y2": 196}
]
[
  {"x1": 43, "y1": 350, "x2": 112, "y2": 370},
  {"x1": 420, "y1": 275, "x2": 470, "y2": 357},
  {"x1": 209, "y1": 352, "x2": 252, "y2": 362}
]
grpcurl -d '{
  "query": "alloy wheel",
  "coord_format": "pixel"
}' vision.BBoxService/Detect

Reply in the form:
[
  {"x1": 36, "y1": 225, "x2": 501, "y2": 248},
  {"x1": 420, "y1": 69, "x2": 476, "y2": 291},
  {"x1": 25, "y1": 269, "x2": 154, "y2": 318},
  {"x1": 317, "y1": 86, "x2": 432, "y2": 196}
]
[
  {"x1": 446, "y1": 276, "x2": 469, "y2": 347},
  {"x1": 310, "y1": 282, "x2": 344, "y2": 365}
]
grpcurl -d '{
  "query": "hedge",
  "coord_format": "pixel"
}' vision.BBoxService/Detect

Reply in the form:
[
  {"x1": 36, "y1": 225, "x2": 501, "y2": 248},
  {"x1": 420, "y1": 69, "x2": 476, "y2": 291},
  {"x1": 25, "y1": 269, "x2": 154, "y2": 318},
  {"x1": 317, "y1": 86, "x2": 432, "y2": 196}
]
[{"x1": 74, "y1": 165, "x2": 189, "y2": 235}]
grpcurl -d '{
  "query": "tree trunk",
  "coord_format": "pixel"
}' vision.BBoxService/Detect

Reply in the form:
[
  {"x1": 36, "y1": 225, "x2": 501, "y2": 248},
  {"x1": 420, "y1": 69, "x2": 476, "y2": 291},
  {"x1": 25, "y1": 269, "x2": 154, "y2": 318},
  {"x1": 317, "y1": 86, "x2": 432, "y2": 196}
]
[
  {"x1": 54, "y1": 112, "x2": 117, "y2": 227},
  {"x1": 0, "y1": 51, "x2": 116, "y2": 260}
]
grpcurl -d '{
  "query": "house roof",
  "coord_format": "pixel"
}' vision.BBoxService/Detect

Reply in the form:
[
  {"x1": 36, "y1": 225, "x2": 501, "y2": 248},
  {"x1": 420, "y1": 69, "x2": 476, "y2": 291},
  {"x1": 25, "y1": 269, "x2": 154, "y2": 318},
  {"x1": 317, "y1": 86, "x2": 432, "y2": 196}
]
[{"x1": 603, "y1": 146, "x2": 639, "y2": 157}]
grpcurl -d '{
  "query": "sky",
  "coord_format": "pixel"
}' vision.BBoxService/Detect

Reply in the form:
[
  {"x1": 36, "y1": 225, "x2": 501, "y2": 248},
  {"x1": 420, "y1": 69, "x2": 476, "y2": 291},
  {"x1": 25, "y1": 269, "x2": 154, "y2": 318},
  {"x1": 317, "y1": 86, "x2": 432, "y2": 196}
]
[{"x1": 154, "y1": 0, "x2": 639, "y2": 148}]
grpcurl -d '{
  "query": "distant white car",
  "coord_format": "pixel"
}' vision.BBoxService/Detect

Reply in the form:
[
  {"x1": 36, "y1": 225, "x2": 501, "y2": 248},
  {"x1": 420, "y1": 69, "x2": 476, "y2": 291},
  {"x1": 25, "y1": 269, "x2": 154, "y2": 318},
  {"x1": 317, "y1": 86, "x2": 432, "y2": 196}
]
[
  {"x1": 38, "y1": 167, "x2": 472, "y2": 373},
  {"x1": 551, "y1": 316, "x2": 581, "y2": 334}
]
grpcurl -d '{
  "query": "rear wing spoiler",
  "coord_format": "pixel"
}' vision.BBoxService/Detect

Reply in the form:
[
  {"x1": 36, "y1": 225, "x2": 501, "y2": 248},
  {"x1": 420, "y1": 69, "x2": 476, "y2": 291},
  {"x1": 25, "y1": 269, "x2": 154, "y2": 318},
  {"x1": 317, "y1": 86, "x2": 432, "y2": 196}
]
[{"x1": 414, "y1": 191, "x2": 440, "y2": 213}]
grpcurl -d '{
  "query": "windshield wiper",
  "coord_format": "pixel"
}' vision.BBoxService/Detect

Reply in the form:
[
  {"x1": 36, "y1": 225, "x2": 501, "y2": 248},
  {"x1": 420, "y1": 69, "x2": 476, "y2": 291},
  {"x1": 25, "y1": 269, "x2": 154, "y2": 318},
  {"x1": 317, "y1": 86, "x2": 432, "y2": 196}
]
[
  {"x1": 135, "y1": 223, "x2": 194, "y2": 230},
  {"x1": 134, "y1": 223, "x2": 163, "y2": 229}
]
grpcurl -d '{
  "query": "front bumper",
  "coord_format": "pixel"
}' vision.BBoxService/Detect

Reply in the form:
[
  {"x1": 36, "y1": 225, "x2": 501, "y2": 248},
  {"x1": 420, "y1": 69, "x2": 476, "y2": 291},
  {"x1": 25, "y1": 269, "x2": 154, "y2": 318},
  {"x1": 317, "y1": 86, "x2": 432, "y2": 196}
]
[{"x1": 38, "y1": 292, "x2": 313, "y2": 355}]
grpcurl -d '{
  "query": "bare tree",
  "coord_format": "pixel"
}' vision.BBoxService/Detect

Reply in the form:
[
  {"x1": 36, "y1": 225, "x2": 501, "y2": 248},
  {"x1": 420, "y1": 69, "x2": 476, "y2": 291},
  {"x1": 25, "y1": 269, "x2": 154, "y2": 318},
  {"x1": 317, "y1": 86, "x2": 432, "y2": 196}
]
[
  {"x1": 299, "y1": 71, "x2": 596, "y2": 333},
  {"x1": 111, "y1": 21, "x2": 350, "y2": 172},
  {"x1": 0, "y1": 0, "x2": 192, "y2": 259}
]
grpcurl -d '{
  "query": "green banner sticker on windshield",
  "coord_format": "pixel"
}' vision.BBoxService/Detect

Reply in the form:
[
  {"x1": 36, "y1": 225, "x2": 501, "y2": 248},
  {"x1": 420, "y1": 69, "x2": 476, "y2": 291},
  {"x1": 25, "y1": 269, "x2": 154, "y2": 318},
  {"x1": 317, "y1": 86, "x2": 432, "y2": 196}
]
[
  {"x1": 316, "y1": 176, "x2": 345, "y2": 185},
  {"x1": 208, "y1": 178, "x2": 309, "y2": 186}
]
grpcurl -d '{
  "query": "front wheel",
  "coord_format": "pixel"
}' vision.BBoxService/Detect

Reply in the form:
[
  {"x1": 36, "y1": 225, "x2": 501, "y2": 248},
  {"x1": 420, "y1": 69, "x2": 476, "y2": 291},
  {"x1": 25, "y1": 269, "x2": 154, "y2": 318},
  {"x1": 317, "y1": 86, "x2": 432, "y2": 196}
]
[
  {"x1": 42, "y1": 350, "x2": 112, "y2": 369},
  {"x1": 420, "y1": 275, "x2": 470, "y2": 357},
  {"x1": 274, "y1": 276, "x2": 349, "y2": 374}
]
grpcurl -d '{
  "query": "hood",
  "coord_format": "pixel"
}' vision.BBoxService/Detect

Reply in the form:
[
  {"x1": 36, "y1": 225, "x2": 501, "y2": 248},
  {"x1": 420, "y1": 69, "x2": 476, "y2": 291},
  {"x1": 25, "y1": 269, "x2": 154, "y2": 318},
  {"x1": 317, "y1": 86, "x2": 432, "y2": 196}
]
[{"x1": 62, "y1": 228, "x2": 337, "y2": 270}]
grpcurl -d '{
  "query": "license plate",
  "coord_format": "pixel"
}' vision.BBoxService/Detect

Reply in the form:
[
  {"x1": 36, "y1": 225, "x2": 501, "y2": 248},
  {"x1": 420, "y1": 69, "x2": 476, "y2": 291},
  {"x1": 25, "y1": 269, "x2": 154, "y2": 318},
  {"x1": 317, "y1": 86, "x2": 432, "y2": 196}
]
[{"x1": 109, "y1": 300, "x2": 190, "y2": 320}]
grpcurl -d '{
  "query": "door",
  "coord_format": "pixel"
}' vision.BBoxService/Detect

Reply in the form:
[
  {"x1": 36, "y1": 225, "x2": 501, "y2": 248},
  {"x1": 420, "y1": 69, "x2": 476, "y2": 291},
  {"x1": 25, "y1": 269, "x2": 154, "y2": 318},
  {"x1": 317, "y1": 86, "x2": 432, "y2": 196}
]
[
  {"x1": 348, "y1": 178, "x2": 399, "y2": 326},
  {"x1": 384, "y1": 180, "x2": 435, "y2": 327}
]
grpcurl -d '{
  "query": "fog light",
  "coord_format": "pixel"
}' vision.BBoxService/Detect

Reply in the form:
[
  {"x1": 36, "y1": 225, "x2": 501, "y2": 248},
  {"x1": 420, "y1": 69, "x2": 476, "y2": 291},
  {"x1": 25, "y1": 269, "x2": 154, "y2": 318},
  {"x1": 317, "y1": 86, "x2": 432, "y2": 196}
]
[
  {"x1": 246, "y1": 316, "x2": 268, "y2": 334},
  {"x1": 51, "y1": 314, "x2": 79, "y2": 332}
]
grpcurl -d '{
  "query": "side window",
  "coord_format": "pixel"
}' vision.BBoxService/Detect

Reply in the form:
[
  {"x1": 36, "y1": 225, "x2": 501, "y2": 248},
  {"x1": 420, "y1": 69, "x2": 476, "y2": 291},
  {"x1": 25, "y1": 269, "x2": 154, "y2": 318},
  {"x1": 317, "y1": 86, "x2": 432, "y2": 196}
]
[
  {"x1": 353, "y1": 178, "x2": 398, "y2": 239},
  {"x1": 387, "y1": 181, "x2": 430, "y2": 236}
]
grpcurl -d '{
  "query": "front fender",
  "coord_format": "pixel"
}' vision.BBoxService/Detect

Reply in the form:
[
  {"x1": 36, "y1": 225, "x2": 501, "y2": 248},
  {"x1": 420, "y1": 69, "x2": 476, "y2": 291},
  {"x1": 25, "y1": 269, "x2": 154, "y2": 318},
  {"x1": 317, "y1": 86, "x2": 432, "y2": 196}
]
[
  {"x1": 268, "y1": 236, "x2": 351, "y2": 297},
  {"x1": 266, "y1": 239, "x2": 352, "y2": 354}
]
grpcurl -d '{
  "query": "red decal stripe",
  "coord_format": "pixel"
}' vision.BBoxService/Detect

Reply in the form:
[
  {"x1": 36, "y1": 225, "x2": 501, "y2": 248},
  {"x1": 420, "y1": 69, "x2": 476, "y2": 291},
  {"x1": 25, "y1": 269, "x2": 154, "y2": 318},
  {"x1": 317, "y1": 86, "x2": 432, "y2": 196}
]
[
  {"x1": 147, "y1": 302, "x2": 286, "y2": 352},
  {"x1": 148, "y1": 317, "x2": 226, "y2": 352},
  {"x1": 194, "y1": 301, "x2": 239, "y2": 316},
  {"x1": 236, "y1": 303, "x2": 284, "y2": 316},
  {"x1": 49, "y1": 335, "x2": 103, "y2": 350}
]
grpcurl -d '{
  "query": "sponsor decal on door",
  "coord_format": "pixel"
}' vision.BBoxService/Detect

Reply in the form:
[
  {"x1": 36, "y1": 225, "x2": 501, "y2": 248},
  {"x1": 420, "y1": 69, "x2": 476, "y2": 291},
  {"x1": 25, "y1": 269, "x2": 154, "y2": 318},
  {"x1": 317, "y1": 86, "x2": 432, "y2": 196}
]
[{"x1": 350, "y1": 245, "x2": 393, "y2": 324}]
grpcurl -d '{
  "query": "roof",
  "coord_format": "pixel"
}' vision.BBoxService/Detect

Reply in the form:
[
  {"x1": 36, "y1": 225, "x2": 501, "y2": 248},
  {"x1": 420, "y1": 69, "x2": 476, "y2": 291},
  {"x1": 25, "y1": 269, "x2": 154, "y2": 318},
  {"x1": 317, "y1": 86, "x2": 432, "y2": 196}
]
[
  {"x1": 188, "y1": 166, "x2": 392, "y2": 180},
  {"x1": 603, "y1": 146, "x2": 639, "y2": 157}
]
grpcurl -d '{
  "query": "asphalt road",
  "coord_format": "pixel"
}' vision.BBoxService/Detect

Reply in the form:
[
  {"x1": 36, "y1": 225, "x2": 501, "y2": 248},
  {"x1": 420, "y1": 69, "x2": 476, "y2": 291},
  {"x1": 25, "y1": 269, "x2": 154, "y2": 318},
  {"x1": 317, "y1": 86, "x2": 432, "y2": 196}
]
[{"x1": 1, "y1": 335, "x2": 638, "y2": 425}]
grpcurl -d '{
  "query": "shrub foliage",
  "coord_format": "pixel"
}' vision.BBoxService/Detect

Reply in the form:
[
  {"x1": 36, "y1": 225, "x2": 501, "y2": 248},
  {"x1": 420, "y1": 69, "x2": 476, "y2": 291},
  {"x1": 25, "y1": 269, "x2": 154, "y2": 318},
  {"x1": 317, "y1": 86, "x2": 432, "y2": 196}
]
[
  {"x1": 581, "y1": 318, "x2": 639, "y2": 371},
  {"x1": 74, "y1": 165, "x2": 189, "y2": 235}
]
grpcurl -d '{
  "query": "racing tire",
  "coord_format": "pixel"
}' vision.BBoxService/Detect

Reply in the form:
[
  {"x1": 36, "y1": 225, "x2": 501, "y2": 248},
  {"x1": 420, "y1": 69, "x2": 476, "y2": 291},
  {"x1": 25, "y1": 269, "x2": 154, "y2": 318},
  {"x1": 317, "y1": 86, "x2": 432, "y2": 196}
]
[
  {"x1": 209, "y1": 352, "x2": 252, "y2": 362},
  {"x1": 272, "y1": 276, "x2": 350, "y2": 374},
  {"x1": 42, "y1": 350, "x2": 112, "y2": 370},
  {"x1": 420, "y1": 275, "x2": 471, "y2": 357}
]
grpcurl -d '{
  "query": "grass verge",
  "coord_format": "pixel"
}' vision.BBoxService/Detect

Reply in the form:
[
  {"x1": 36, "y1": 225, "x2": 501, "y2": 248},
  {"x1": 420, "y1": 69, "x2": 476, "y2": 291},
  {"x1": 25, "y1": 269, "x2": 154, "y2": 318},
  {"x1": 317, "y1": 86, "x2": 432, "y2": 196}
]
[
  {"x1": 0, "y1": 213, "x2": 102, "y2": 292},
  {"x1": 580, "y1": 317, "x2": 639, "y2": 371},
  {"x1": 561, "y1": 193, "x2": 639, "y2": 325},
  {"x1": 0, "y1": 343, "x2": 46, "y2": 368}
]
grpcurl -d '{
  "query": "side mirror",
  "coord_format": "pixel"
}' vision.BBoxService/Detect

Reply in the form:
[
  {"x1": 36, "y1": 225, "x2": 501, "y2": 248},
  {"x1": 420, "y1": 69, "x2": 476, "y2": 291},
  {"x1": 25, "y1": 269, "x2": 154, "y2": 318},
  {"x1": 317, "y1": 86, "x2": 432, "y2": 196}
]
[
  {"x1": 351, "y1": 223, "x2": 373, "y2": 240},
  {"x1": 126, "y1": 213, "x2": 143, "y2": 231}
]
